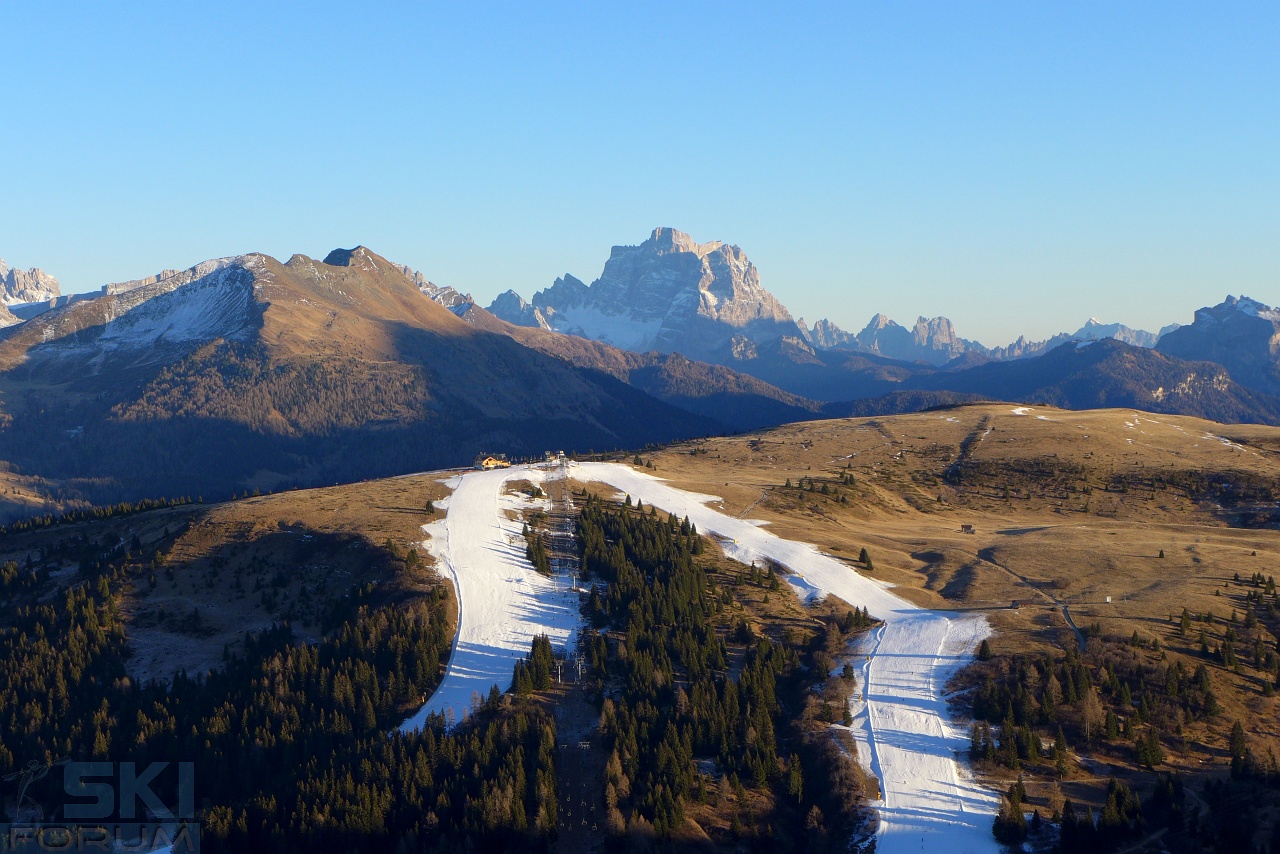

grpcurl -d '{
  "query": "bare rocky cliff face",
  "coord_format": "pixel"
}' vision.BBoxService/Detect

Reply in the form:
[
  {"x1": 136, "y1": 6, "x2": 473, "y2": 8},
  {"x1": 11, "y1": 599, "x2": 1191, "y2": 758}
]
[
  {"x1": 1, "y1": 258, "x2": 61, "y2": 306},
  {"x1": 490, "y1": 227, "x2": 805, "y2": 359}
]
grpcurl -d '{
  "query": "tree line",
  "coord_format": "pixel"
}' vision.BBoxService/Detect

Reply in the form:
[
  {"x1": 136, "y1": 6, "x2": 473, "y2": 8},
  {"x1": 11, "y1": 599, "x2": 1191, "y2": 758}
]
[{"x1": 0, "y1": 531, "x2": 557, "y2": 853}]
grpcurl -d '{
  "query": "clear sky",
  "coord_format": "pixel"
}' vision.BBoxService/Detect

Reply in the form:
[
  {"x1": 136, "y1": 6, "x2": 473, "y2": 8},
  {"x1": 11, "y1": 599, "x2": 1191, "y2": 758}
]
[{"x1": 2, "y1": 2, "x2": 1276, "y2": 346}]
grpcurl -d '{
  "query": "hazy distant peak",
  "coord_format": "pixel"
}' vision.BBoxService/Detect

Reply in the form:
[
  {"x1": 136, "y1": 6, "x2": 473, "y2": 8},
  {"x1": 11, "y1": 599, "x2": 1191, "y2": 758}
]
[
  {"x1": 1068, "y1": 317, "x2": 1161, "y2": 348},
  {"x1": 1, "y1": 256, "x2": 61, "y2": 306},
  {"x1": 860, "y1": 313, "x2": 898, "y2": 333}
]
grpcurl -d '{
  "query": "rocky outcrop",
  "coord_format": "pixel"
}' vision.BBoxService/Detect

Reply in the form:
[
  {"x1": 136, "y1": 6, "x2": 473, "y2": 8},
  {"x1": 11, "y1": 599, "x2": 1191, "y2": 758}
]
[
  {"x1": 805, "y1": 317, "x2": 855, "y2": 349},
  {"x1": 1, "y1": 258, "x2": 61, "y2": 305},
  {"x1": 394, "y1": 263, "x2": 476, "y2": 318}
]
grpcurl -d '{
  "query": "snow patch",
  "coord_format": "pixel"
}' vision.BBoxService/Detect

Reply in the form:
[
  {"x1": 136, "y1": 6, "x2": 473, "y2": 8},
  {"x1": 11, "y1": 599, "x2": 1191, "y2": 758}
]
[
  {"x1": 400, "y1": 467, "x2": 582, "y2": 730},
  {"x1": 547, "y1": 304, "x2": 664, "y2": 352},
  {"x1": 1202, "y1": 433, "x2": 1253, "y2": 454}
]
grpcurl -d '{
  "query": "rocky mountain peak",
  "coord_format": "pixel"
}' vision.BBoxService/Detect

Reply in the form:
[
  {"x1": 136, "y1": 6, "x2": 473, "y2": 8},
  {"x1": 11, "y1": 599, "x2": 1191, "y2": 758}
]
[
  {"x1": 1224, "y1": 295, "x2": 1280, "y2": 322},
  {"x1": 489, "y1": 228, "x2": 801, "y2": 359},
  {"x1": 645, "y1": 227, "x2": 724, "y2": 258},
  {"x1": 850, "y1": 313, "x2": 978, "y2": 365},
  {"x1": 912, "y1": 315, "x2": 960, "y2": 340},
  {"x1": 1, "y1": 257, "x2": 61, "y2": 305},
  {"x1": 1069, "y1": 318, "x2": 1163, "y2": 348},
  {"x1": 490, "y1": 289, "x2": 550, "y2": 330},
  {"x1": 322, "y1": 246, "x2": 381, "y2": 270},
  {"x1": 807, "y1": 317, "x2": 854, "y2": 349},
  {"x1": 861, "y1": 313, "x2": 896, "y2": 333}
]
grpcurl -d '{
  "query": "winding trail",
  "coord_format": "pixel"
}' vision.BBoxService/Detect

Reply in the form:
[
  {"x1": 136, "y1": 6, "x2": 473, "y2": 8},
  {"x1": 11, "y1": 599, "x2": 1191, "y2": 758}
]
[{"x1": 571, "y1": 463, "x2": 1000, "y2": 854}]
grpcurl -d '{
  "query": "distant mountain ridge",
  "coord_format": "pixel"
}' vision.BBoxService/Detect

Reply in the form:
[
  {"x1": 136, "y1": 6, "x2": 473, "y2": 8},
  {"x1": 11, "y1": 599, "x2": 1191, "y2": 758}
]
[
  {"x1": 2, "y1": 234, "x2": 1275, "y2": 527},
  {"x1": 487, "y1": 227, "x2": 1175, "y2": 370},
  {"x1": 1157, "y1": 295, "x2": 1280, "y2": 397}
]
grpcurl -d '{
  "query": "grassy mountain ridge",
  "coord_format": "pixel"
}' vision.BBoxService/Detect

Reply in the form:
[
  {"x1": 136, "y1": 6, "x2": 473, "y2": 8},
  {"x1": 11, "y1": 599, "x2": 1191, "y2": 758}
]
[
  {"x1": 911, "y1": 338, "x2": 1280, "y2": 425},
  {"x1": 0, "y1": 248, "x2": 720, "y2": 516}
]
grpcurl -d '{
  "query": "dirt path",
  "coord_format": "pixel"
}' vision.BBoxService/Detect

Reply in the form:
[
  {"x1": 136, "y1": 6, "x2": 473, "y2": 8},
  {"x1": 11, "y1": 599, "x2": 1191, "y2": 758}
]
[{"x1": 976, "y1": 545, "x2": 1087, "y2": 651}]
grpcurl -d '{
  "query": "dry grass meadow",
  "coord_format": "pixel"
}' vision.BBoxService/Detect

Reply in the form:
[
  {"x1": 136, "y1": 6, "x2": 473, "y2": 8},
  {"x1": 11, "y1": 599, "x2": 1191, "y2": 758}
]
[{"x1": 626, "y1": 403, "x2": 1280, "y2": 820}]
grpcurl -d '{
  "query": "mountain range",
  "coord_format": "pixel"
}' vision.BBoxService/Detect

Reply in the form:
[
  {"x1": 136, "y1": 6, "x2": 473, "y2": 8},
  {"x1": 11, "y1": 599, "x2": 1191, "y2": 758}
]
[
  {"x1": 2, "y1": 231, "x2": 1278, "y2": 520},
  {"x1": 486, "y1": 227, "x2": 1182, "y2": 368},
  {"x1": 0, "y1": 247, "x2": 726, "y2": 514}
]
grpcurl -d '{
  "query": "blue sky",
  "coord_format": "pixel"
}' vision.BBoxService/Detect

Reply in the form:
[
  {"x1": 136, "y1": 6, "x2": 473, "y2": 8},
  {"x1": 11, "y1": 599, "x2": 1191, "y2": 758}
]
[{"x1": 2, "y1": 2, "x2": 1275, "y2": 345}]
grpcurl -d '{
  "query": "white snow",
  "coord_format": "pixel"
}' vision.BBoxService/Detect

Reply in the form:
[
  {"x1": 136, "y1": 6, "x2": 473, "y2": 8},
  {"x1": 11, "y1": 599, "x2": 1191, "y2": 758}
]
[
  {"x1": 399, "y1": 466, "x2": 583, "y2": 730},
  {"x1": 28, "y1": 257, "x2": 256, "y2": 363},
  {"x1": 571, "y1": 463, "x2": 999, "y2": 854},
  {"x1": 548, "y1": 304, "x2": 664, "y2": 351},
  {"x1": 1202, "y1": 433, "x2": 1254, "y2": 454},
  {"x1": 1010, "y1": 407, "x2": 1031, "y2": 415},
  {"x1": 1232, "y1": 296, "x2": 1280, "y2": 322}
]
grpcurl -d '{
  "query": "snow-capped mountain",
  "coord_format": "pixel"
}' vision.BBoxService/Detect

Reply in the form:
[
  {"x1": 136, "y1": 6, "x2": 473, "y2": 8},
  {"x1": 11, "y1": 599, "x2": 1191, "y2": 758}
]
[
  {"x1": 1070, "y1": 317, "x2": 1175, "y2": 348},
  {"x1": 488, "y1": 227, "x2": 805, "y2": 360},
  {"x1": 1, "y1": 257, "x2": 61, "y2": 307},
  {"x1": 1157, "y1": 295, "x2": 1280, "y2": 396}
]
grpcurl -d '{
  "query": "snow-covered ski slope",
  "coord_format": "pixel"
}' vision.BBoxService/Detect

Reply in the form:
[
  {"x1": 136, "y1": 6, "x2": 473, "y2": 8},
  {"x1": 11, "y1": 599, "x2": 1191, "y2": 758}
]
[
  {"x1": 399, "y1": 466, "x2": 583, "y2": 730},
  {"x1": 571, "y1": 463, "x2": 999, "y2": 854},
  {"x1": 407, "y1": 462, "x2": 997, "y2": 852}
]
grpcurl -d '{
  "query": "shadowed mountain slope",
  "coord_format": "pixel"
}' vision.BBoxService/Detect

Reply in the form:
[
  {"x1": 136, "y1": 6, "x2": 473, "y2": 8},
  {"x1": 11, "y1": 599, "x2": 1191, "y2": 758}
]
[{"x1": 0, "y1": 247, "x2": 719, "y2": 511}]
